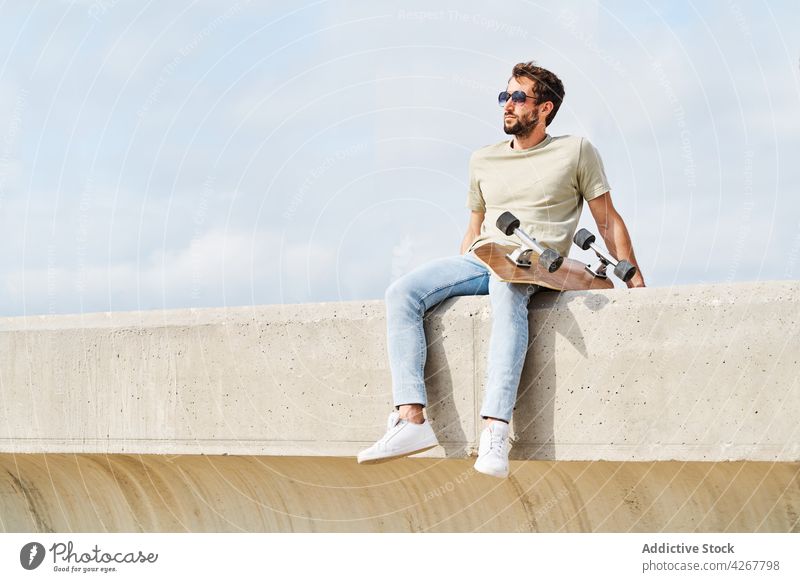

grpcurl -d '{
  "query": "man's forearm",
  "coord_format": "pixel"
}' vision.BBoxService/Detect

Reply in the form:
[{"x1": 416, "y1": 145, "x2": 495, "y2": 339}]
[
  {"x1": 460, "y1": 230, "x2": 480, "y2": 254},
  {"x1": 599, "y1": 213, "x2": 645, "y2": 287}
]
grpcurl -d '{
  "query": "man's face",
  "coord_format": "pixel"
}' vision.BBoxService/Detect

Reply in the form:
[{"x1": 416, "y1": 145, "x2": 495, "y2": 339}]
[{"x1": 503, "y1": 76, "x2": 542, "y2": 137}]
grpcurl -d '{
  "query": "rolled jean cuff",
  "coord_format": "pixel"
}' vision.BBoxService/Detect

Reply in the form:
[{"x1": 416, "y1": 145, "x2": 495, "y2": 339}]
[
  {"x1": 478, "y1": 403, "x2": 513, "y2": 424},
  {"x1": 393, "y1": 384, "x2": 428, "y2": 408}
]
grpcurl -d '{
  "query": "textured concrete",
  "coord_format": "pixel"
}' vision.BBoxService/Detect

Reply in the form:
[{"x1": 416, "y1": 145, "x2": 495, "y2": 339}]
[
  {"x1": 1, "y1": 281, "x2": 799, "y2": 533},
  {"x1": 2, "y1": 454, "x2": 797, "y2": 533},
  {"x1": 1, "y1": 281, "x2": 798, "y2": 461}
]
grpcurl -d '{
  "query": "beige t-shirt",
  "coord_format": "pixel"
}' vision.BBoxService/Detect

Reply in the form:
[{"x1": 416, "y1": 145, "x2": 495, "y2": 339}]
[{"x1": 466, "y1": 134, "x2": 610, "y2": 258}]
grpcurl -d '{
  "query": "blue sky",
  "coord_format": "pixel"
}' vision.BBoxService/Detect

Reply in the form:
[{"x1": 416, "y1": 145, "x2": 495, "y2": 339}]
[{"x1": 0, "y1": 0, "x2": 798, "y2": 316}]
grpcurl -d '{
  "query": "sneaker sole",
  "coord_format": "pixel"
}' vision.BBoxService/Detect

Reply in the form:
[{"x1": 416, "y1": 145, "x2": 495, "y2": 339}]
[
  {"x1": 473, "y1": 462, "x2": 508, "y2": 479},
  {"x1": 357, "y1": 443, "x2": 438, "y2": 465}
]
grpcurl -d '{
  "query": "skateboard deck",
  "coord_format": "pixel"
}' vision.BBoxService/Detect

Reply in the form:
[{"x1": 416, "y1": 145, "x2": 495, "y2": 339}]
[{"x1": 473, "y1": 242, "x2": 613, "y2": 291}]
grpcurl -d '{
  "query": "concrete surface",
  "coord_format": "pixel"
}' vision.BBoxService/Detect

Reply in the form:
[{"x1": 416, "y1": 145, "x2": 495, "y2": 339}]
[
  {"x1": 2, "y1": 454, "x2": 797, "y2": 532},
  {"x1": 1, "y1": 281, "x2": 798, "y2": 461},
  {"x1": 1, "y1": 281, "x2": 799, "y2": 532}
]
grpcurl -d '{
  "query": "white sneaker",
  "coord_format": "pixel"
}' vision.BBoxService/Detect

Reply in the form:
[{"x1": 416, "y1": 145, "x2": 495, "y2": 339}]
[
  {"x1": 474, "y1": 421, "x2": 511, "y2": 478},
  {"x1": 357, "y1": 411, "x2": 439, "y2": 464}
]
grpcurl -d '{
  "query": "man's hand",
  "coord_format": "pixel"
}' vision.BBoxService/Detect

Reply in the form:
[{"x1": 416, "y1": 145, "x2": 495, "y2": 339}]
[
  {"x1": 587, "y1": 192, "x2": 646, "y2": 288},
  {"x1": 627, "y1": 273, "x2": 646, "y2": 289}
]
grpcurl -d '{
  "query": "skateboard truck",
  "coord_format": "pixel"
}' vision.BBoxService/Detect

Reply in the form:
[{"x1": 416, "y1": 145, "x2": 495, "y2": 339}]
[
  {"x1": 573, "y1": 228, "x2": 637, "y2": 282},
  {"x1": 496, "y1": 211, "x2": 563, "y2": 273}
]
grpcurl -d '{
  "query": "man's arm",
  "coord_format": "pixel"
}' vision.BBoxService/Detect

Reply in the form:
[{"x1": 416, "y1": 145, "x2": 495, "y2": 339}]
[
  {"x1": 587, "y1": 192, "x2": 646, "y2": 288},
  {"x1": 460, "y1": 211, "x2": 485, "y2": 254}
]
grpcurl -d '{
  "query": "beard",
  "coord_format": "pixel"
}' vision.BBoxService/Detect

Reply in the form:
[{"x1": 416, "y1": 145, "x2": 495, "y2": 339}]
[{"x1": 503, "y1": 109, "x2": 540, "y2": 137}]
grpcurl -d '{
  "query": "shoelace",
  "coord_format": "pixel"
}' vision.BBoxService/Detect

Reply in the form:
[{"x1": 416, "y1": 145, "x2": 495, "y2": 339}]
[
  {"x1": 489, "y1": 432, "x2": 506, "y2": 453},
  {"x1": 386, "y1": 412, "x2": 400, "y2": 432},
  {"x1": 376, "y1": 413, "x2": 404, "y2": 449},
  {"x1": 486, "y1": 426, "x2": 508, "y2": 454}
]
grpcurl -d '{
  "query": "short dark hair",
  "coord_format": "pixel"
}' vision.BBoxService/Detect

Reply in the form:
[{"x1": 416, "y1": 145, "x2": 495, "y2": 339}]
[{"x1": 509, "y1": 61, "x2": 565, "y2": 126}]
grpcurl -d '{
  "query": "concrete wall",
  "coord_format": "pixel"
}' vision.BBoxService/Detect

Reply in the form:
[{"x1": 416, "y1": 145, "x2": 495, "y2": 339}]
[
  {"x1": 1, "y1": 281, "x2": 799, "y2": 532},
  {"x1": 3, "y1": 455, "x2": 797, "y2": 533},
  {"x1": 1, "y1": 281, "x2": 798, "y2": 461}
]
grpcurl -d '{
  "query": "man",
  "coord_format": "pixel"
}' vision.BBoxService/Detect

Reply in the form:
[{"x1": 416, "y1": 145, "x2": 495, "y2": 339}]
[{"x1": 357, "y1": 61, "x2": 645, "y2": 478}]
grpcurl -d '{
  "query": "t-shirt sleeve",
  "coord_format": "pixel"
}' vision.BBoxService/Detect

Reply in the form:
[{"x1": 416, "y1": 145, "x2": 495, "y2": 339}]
[
  {"x1": 466, "y1": 153, "x2": 486, "y2": 212},
  {"x1": 577, "y1": 138, "x2": 611, "y2": 202}
]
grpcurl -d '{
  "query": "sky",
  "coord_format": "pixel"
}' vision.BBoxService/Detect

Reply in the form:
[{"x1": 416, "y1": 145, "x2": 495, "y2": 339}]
[{"x1": 0, "y1": 0, "x2": 798, "y2": 316}]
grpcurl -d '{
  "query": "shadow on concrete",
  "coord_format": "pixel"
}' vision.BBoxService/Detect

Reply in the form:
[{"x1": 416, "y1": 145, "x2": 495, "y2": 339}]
[
  {"x1": 513, "y1": 289, "x2": 612, "y2": 460},
  {"x1": 419, "y1": 297, "x2": 471, "y2": 456}
]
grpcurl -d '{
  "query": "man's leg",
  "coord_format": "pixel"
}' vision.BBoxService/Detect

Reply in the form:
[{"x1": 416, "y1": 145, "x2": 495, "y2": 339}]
[
  {"x1": 479, "y1": 277, "x2": 539, "y2": 424},
  {"x1": 357, "y1": 253, "x2": 489, "y2": 465},
  {"x1": 385, "y1": 253, "x2": 490, "y2": 422},
  {"x1": 473, "y1": 277, "x2": 538, "y2": 478}
]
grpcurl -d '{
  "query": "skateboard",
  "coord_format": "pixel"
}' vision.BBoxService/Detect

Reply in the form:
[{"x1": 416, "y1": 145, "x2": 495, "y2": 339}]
[{"x1": 472, "y1": 211, "x2": 636, "y2": 292}]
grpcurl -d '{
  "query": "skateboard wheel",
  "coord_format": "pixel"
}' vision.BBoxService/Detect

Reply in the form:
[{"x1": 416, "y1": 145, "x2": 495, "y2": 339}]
[
  {"x1": 573, "y1": 228, "x2": 595, "y2": 250},
  {"x1": 539, "y1": 248, "x2": 564, "y2": 273},
  {"x1": 496, "y1": 211, "x2": 520, "y2": 236},
  {"x1": 615, "y1": 260, "x2": 637, "y2": 282}
]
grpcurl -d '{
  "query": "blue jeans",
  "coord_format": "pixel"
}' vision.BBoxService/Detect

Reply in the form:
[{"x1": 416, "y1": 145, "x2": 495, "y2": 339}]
[{"x1": 384, "y1": 252, "x2": 540, "y2": 423}]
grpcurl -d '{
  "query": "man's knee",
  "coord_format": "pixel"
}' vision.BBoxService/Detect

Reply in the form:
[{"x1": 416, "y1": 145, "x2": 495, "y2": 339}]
[
  {"x1": 490, "y1": 279, "x2": 525, "y2": 301},
  {"x1": 489, "y1": 280, "x2": 534, "y2": 316},
  {"x1": 385, "y1": 275, "x2": 418, "y2": 311},
  {"x1": 385, "y1": 257, "x2": 446, "y2": 305}
]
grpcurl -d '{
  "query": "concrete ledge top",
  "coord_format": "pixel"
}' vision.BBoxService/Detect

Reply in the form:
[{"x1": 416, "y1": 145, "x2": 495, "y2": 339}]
[{"x1": 2, "y1": 280, "x2": 796, "y2": 331}]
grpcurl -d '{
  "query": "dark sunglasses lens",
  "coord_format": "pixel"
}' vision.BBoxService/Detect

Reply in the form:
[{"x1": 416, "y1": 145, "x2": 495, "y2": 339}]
[
  {"x1": 498, "y1": 91, "x2": 510, "y2": 106},
  {"x1": 512, "y1": 91, "x2": 527, "y2": 103}
]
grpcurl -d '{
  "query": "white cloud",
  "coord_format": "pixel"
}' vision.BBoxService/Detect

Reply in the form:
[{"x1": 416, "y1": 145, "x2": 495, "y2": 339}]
[
  {"x1": 1, "y1": 227, "x2": 342, "y2": 315},
  {"x1": 1, "y1": 1, "x2": 798, "y2": 315}
]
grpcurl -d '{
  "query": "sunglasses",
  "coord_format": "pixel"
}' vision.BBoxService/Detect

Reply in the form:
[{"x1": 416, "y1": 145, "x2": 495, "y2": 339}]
[{"x1": 498, "y1": 90, "x2": 537, "y2": 107}]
